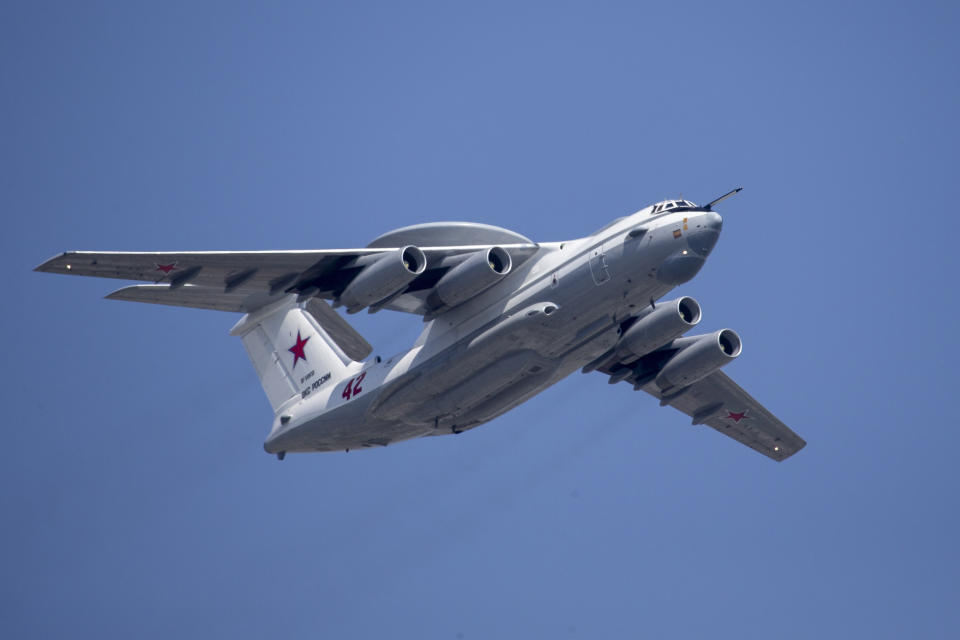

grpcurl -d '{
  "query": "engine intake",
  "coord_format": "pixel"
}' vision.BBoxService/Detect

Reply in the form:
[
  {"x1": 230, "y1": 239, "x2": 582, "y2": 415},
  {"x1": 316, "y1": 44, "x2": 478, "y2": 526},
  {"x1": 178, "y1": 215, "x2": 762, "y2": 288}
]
[
  {"x1": 616, "y1": 297, "x2": 701, "y2": 361},
  {"x1": 428, "y1": 247, "x2": 512, "y2": 309},
  {"x1": 654, "y1": 329, "x2": 742, "y2": 391},
  {"x1": 339, "y1": 246, "x2": 427, "y2": 313}
]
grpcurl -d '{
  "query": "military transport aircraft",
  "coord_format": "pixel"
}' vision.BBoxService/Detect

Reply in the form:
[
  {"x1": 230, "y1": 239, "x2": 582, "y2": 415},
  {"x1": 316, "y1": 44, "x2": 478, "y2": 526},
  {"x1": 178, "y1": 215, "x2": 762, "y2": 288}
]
[{"x1": 36, "y1": 188, "x2": 805, "y2": 461}]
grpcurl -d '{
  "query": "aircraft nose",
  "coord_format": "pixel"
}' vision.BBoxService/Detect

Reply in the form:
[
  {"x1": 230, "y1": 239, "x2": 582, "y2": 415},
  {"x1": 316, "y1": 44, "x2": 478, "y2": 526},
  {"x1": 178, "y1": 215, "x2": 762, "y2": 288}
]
[
  {"x1": 704, "y1": 211, "x2": 723, "y2": 232},
  {"x1": 687, "y1": 212, "x2": 723, "y2": 256}
]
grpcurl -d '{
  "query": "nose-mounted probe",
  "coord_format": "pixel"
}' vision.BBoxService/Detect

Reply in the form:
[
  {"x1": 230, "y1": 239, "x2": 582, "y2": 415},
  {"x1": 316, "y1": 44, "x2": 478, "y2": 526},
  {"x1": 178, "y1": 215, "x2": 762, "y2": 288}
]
[{"x1": 703, "y1": 186, "x2": 743, "y2": 211}]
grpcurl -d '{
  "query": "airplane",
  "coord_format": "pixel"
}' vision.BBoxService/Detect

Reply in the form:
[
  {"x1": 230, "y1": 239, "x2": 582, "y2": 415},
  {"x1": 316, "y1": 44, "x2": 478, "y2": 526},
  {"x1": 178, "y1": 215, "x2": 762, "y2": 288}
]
[{"x1": 35, "y1": 187, "x2": 805, "y2": 462}]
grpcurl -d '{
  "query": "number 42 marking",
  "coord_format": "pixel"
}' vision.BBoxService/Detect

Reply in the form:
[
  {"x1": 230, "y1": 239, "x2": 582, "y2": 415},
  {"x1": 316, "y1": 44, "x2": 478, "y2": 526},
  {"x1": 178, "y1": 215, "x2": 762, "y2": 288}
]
[{"x1": 341, "y1": 372, "x2": 366, "y2": 401}]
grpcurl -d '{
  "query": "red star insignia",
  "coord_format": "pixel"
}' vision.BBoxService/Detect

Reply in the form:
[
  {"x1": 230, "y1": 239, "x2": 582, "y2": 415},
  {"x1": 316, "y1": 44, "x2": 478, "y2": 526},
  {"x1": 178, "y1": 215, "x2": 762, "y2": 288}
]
[
  {"x1": 727, "y1": 410, "x2": 749, "y2": 423},
  {"x1": 155, "y1": 262, "x2": 178, "y2": 274},
  {"x1": 288, "y1": 330, "x2": 310, "y2": 368}
]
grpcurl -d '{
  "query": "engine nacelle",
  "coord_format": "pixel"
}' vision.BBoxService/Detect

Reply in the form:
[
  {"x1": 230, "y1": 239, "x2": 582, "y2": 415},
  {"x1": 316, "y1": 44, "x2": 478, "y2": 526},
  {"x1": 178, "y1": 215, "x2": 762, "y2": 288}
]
[
  {"x1": 339, "y1": 246, "x2": 427, "y2": 313},
  {"x1": 428, "y1": 247, "x2": 512, "y2": 309},
  {"x1": 654, "y1": 329, "x2": 742, "y2": 391},
  {"x1": 615, "y1": 296, "x2": 701, "y2": 361}
]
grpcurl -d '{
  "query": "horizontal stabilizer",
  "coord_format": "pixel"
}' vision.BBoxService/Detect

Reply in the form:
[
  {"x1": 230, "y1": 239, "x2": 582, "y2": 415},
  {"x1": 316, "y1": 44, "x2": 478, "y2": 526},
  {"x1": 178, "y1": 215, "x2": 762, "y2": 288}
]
[
  {"x1": 304, "y1": 299, "x2": 373, "y2": 362},
  {"x1": 106, "y1": 284, "x2": 285, "y2": 313}
]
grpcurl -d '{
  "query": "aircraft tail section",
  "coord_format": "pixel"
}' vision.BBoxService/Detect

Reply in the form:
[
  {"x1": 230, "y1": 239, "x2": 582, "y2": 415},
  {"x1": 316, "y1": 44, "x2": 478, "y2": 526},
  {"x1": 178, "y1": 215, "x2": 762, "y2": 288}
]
[{"x1": 230, "y1": 296, "x2": 366, "y2": 413}]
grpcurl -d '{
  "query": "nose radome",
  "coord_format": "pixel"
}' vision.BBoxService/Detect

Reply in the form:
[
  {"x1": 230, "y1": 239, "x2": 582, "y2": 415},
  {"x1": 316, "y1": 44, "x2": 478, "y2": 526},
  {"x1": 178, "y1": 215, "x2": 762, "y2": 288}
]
[
  {"x1": 704, "y1": 211, "x2": 723, "y2": 231},
  {"x1": 687, "y1": 212, "x2": 723, "y2": 256}
]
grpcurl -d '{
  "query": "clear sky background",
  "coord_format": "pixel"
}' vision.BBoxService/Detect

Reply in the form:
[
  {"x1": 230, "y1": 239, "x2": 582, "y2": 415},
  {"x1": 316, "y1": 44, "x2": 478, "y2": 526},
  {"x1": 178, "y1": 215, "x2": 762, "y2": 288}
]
[{"x1": 3, "y1": 1, "x2": 958, "y2": 638}]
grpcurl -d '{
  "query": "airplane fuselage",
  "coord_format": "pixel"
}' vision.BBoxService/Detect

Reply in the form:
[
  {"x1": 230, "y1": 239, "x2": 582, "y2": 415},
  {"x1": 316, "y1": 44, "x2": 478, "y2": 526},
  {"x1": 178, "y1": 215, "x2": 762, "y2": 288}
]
[
  {"x1": 265, "y1": 206, "x2": 723, "y2": 453},
  {"x1": 37, "y1": 188, "x2": 805, "y2": 461}
]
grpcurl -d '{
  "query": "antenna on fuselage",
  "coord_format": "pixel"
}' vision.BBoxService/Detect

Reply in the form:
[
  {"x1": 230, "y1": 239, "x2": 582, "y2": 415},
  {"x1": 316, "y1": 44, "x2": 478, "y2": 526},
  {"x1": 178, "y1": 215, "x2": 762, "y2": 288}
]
[{"x1": 703, "y1": 186, "x2": 743, "y2": 211}]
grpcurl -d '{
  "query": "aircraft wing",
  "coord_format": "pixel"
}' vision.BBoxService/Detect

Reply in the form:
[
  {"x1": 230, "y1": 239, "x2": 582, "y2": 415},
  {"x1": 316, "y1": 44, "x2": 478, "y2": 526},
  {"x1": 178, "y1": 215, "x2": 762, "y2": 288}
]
[
  {"x1": 35, "y1": 249, "x2": 379, "y2": 311},
  {"x1": 639, "y1": 371, "x2": 805, "y2": 461},
  {"x1": 597, "y1": 362, "x2": 805, "y2": 461},
  {"x1": 35, "y1": 242, "x2": 538, "y2": 315}
]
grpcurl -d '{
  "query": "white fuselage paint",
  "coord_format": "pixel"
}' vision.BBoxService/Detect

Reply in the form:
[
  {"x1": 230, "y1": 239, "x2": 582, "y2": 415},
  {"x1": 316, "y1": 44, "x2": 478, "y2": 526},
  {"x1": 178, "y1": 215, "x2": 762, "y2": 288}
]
[{"x1": 264, "y1": 207, "x2": 718, "y2": 453}]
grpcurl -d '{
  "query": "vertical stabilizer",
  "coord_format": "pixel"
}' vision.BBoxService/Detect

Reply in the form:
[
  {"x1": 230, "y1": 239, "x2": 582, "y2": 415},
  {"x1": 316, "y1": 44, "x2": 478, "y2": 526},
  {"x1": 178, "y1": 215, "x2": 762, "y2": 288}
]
[{"x1": 230, "y1": 296, "x2": 362, "y2": 413}]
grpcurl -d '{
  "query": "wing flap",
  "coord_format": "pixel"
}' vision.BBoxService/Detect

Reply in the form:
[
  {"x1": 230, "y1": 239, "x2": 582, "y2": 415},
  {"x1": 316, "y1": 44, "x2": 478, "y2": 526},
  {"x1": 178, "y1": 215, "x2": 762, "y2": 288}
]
[{"x1": 106, "y1": 284, "x2": 286, "y2": 312}]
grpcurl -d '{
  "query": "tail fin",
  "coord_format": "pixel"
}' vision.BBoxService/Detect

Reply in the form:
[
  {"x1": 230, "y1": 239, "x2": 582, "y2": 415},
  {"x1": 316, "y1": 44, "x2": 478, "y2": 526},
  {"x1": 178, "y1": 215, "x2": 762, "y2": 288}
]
[{"x1": 230, "y1": 296, "x2": 370, "y2": 413}]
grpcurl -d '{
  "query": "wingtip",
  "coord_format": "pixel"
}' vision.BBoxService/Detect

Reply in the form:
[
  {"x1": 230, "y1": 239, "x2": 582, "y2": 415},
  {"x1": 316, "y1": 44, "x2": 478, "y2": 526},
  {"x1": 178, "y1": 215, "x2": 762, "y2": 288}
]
[
  {"x1": 774, "y1": 438, "x2": 807, "y2": 462},
  {"x1": 103, "y1": 287, "x2": 128, "y2": 301},
  {"x1": 34, "y1": 252, "x2": 68, "y2": 273},
  {"x1": 34, "y1": 251, "x2": 81, "y2": 274}
]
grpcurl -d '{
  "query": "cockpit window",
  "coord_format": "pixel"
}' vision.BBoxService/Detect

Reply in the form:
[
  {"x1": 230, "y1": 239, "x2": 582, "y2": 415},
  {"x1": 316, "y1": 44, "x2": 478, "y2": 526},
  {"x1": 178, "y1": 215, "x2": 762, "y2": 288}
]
[{"x1": 651, "y1": 199, "x2": 699, "y2": 215}]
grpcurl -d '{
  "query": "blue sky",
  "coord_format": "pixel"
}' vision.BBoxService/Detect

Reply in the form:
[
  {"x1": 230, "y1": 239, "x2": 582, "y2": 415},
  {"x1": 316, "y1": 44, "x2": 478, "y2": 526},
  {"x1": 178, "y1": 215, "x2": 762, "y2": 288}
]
[{"x1": 3, "y1": 1, "x2": 958, "y2": 637}]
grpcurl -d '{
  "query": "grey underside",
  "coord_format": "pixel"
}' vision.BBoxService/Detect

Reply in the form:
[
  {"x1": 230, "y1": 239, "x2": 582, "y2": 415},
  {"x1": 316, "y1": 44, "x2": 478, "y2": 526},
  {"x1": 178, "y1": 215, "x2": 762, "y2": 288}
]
[
  {"x1": 274, "y1": 287, "x2": 635, "y2": 453},
  {"x1": 266, "y1": 392, "x2": 434, "y2": 452}
]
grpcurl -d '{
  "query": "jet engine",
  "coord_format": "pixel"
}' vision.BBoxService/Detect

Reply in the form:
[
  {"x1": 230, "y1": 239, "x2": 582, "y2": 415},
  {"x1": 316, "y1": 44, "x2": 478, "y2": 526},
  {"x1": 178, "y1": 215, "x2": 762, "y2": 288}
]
[
  {"x1": 654, "y1": 329, "x2": 742, "y2": 391},
  {"x1": 339, "y1": 246, "x2": 427, "y2": 313},
  {"x1": 615, "y1": 296, "x2": 701, "y2": 361},
  {"x1": 428, "y1": 247, "x2": 512, "y2": 309}
]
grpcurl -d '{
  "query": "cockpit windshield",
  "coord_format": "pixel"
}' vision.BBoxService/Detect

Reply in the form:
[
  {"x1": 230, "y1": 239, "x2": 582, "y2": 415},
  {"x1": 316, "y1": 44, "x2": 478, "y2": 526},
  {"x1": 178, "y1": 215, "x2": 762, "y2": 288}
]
[{"x1": 650, "y1": 199, "x2": 697, "y2": 215}]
